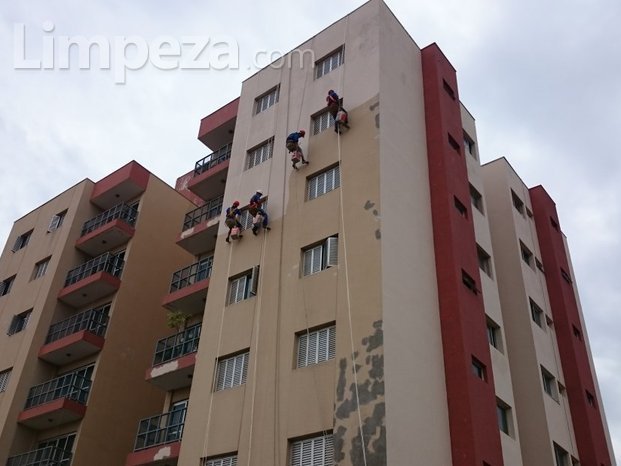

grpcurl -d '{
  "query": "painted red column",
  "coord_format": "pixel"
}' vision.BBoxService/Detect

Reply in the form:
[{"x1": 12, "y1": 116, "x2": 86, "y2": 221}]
[
  {"x1": 530, "y1": 185, "x2": 612, "y2": 466},
  {"x1": 422, "y1": 44, "x2": 504, "y2": 466}
]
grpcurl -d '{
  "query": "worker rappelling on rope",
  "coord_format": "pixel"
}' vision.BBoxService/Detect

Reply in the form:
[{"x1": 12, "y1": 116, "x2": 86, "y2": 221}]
[
  {"x1": 327, "y1": 89, "x2": 349, "y2": 134},
  {"x1": 248, "y1": 189, "x2": 271, "y2": 235},
  {"x1": 225, "y1": 200, "x2": 243, "y2": 243},
  {"x1": 286, "y1": 129, "x2": 309, "y2": 170}
]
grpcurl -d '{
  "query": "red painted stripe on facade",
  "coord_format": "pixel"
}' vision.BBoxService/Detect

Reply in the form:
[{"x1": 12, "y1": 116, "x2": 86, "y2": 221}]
[
  {"x1": 125, "y1": 441, "x2": 181, "y2": 466},
  {"x1": 18, "y1": 398, "x2": 86, "y2": 422},
  {"x1": 422, "y1": 43, "x2": 504, "y2": 466},
  {"x1": 91, "y1": 161, "x2": 150, "y2": 200},
  {"x1": 57, "y1": 271, "x2": 121, "y2": 300},
  {"x1": 529, "y1": 185, "x2": 612, "y2": 465},
  {"x1": 75, "y1": 219, "x2": 135, "y2": 247},
  {"x1": 38, "y1": 330, "x2": 105, "y2": 358},
  {"x1": 198, "y1": 98, "x2": 239, "y2": 142}
]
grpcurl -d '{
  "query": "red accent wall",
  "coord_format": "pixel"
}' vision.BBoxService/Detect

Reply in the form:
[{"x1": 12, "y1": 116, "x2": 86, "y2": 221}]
[
  {"x1": 422, "y1": 44, "x2": 504, "y2": 466},
  {"x1": 530, "y1": 186, "x2": 612, "y2": 465},
  {"x1": 198, "y1": 98, "x2": 239, "y2": 142}
]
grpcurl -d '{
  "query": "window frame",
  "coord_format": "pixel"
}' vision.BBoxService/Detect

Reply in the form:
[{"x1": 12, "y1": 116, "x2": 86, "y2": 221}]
[
  {"x1": 0, "y1": 275, "x2": 16, "y2": 297},
  {"x1": 246, "y1": 138, "x2": 275, "y2": 170},
  {"x1": 228, "y1": 267, "x2": 259, "y2": 305},
  {"x1": 297, "y1": 324, "x2": 336, "y2": 368},
  {"x1": 48, "y1": 210, "x2": 67, "y2": 232},
  {"x1": 477, "y1": 244, "x2": 493, "y2": 278},
  {"x1": 302, "y1": 236, "x2": 338, "y2": 277},
  {"x1": 202, "y1": 454, "x2": 238, "y2": 466},
  {"x1": 8, "y1": 309, "x2": 33, "y2": 336},
  {"x1": 541, "y1": 366, "x2": 559, "y2": 401},
  {"x1": 33, "y1": 257, "x2": 51, "y2": 280},
  {"x1": 496, "y1": 398, "x2": 512, "y2": 436},
  {"x1": 307, "y1": 164, "x2": 340, "y2": 200},
  {"x1": 315, "y1": 46, "x2": 344, "y2": 79},
  {"x1": 0, "y1": 368, "x2": 11, "y2": 392},
  {"x1": 486, "y1": 317, "x2": 503, "y2": 352},
  {"x1": 254, "y1": 86, "x2": 280, "y2": 115},
  {"x1": 12, "y1": 229, "x2": 33, "y2": 252},
  {"x1": 215, "y1": 351, "x2": 249, "y2": 391},
  {"x1": 289, "y1": 432, "x2": 334, "y2": 466},
  {"x1": 312, "y1": 110, "x2": 333, "y2": 135},
  {"x1": 511, "y1": 190, "x2": 525, "y2": 215},
  {"x1": 530, "y1": 298, "x2": 545, "y2": 328},
  {"x1": 469, "y1": 183, "x2": 484, "y2": 214}
]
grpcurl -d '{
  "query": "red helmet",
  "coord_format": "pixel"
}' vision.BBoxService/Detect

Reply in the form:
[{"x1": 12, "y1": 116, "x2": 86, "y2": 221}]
[
  {"x1": 299, "y1": 129, "x2": 306, "y2": 137},
  {"x1": 232, "y1": 200, "x2": 240, "y2": 207}
]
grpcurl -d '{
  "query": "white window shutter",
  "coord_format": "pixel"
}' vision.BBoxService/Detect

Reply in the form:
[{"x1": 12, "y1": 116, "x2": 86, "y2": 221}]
[
  {"x1": 325, "y1": 237, "x2": 338, "y2": 268},
  {"x1": 48, "y1": 215, "x2": 61, "y2": 231},
  {"x1": 249, "y1": 266, "x2": 260, "y2": 296},
  {"x1": 312, "y1": 246, "x2": 323, "y2": 274},
  {"x1": 328, "y1": 327, "x2": 336, "y2": 360},
  {"x1": 297, "y1": 333, "x2": 308, "y2": 368}
]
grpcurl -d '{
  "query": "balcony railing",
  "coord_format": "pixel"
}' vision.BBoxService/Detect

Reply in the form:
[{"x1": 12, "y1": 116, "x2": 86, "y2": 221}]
[
  {"x1": 134, "y1": 408, "x2": 187, "y2": 451},
  {"x1": 6, "y1": 446, "x2": 72, "y2": 466},
  {"x1": 170, "y1": 257, "x2": 213, "y2": 293},
  {"x1": 25, "y1": 373, "x2": 91, "y2": 409},
  {"x1": 193, "y1": 144, "x2": 232, "y2": 176},
  {"x1": 81, "y1": 203, "x2": 138, "y2": 236},
  {"x1": 182, "y1": 196, "x2": 224, "y2": 230},
  {"x1": 64, "y1": 252, "x2": 124, "y2": 287},
  {"x1": 45, "y1": 304, "x2": 110, "y2": 344},
  {"x1": 153, "y1": 323, "x2": 202, "y2": 366}
]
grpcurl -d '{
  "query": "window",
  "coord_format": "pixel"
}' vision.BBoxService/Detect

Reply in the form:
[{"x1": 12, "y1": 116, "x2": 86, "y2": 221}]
[
  {"x1": 8, "y1": 309, "x2": 32, "y2": 336},
  {"x1": 554, "y1": 442, "x2": 569, "y2": 466},
  {"x1": 463, "y1": 132, "x2": 476, "y2": 159},
  {"x1": 312, "y1": 110, "x2": 333, "y2": 135},
  {"x1": 255, "y1": 86, "x2": 279, "y2": 114},
  {"x1": 541, "y1": 366, "x2": 558, "y2": 400},
  {"x1": 530, "y1": 298, "x2": 544, "y2": 328},
  {"x1": 238, "y1": 201, "x2": 268, "y2": 230},
  {"x1": 247, "y1": 138, "x2": 274, "y2": 169},
  {"x1": 290, "y1": 433, "x2": 333, "y2": 466},
  {"x1": 0, "y1": 368, "x2": 11, "y2": 392},
  {"x1": 471, "y1": 356, "x2": 486, "y2": 380},
  {"x1": 454, "y1": 197, "x2": 468, "y2": 218},
  {"x1": 12, "y1": 229, "x2": 32, "y2": 252},
  {"x1": 561, "y1": 268, "x2": 572, "y2": 284},
  {"x1": 536, "y1": 258, "x2": 545, "y2": 273},
  {"x1": 442, "y1": 80, "x2": 456, "y2": 100},
  {"x1": 37, "y1": 433, "x2": 75, "y2": 466},
  {"x1": 477, "y1": 245, "x2": 492, "y2": 278},
  {"x1": 33, "y1": 257, "x2": 50, "y2": 280},
  {"x1": 448, "y1": 134, "x2": 460, "y2": 153},
  {"x1": 551, "y1": 217, "x2": 560, "y2": 231},
  {"x1": 486, "y1": 317, "x2": 502, "y2": 352},
  {"x1": 166, "y1": 400, "x2": 187, "y2": 442},
  {"x1": 470, "y1": 183, "x2": 484, "y2": 214},
  {"x1": 511, "y1": 190, "x2": 525, "y2": 215},
  {"x1": 315, "y1": 47, "x2": 343, "y2": 79},
  {"x1": 202, "y1": 454, "x2": 238, "y2": 466},
  {"x1": 302, "y1": 236, "x2": 338, "y2": 276},
  {"x1": 215, "y1": 351, "x2": 249, "y2": 391},
  {"x1": 307, "y1": 165, "x2": 340, "y2": 200},
  {"x1": 586, "y1": 390, "x2": 596, "y2": 407},
  {"x1": 496, "y1": 399, "x2": 512, "y2": 435},
  {"x1": 0, "y1": 275, "x2": 16, "y2": 297},
  {"x1": 573, "y1": 325, "x2": 583, "y2": 341},
  {"x1": 48, "y1": 210, "x2": 67, "y2": 232},
  {"x1": 297, "y1": 325, "x2": 336, "y2": 368},
  {"x1": 228, "y1": 267, "x2": 259, "y2": 305},
  {"x1": 520, "y1": 241, "x2": 534, "y2": 267},
  {"x1": 462, "y1": 270, "x2": 477, "y2": 294},
  {"x1": 526, "y1": 207, "x2": 533, "y2": 218}
]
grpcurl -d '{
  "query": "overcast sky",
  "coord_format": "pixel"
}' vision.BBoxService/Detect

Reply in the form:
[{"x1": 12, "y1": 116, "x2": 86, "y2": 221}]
[{"x1": 1, "y1": 0, "x2": 619, "y2": 460}]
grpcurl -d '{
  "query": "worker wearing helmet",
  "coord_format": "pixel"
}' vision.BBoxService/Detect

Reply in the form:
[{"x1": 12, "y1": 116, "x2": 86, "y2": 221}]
[
  {"x1": 225, "y1": 200, "x2": 243, "y2": 243},
  {"x1": 326, "y1": 90, "x2": 349, "y2": 134},
  {"x1": 286, "y1": 130, "x2": 309, "y2": 170},
  {"x1": 248, "y1": 189, "x2": 270, "y2": 235}
]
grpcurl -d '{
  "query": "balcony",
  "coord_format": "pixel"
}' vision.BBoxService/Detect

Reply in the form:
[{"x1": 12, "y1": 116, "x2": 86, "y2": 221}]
[
  {"x1": 18, "y1": 372, "x2": 91, "y2": 429},
  {"x1": 125, "y1": 408, "x2": 186, "y2": 466},
  {"x1": 90, "y1": 161, "x2": 149, "y2": 210},
  {"x1": 176, "y1": 196, "x2": 223, "y2": 255},
  {"x1": 39, "y1": 305, "x2": 110, "y2": 365},
  {"x1": 198, "y1": 97, "x2": 238, "y2": 149},
  {"x1": 76, "y1": 203, "x2": 138, "y2": 256},
  {"x1": 146, "y1": 323, "x2": 201, "y2": 390},
  {"x1": 187, "y1": 144, "x2": 231, "y2": 201},
  {"x1": 7, "y1": 446, "x2": 72, "y2": 466},
  {"x1": 58, "y1": 252, "x2": 124, "y2": 308},
  {"x1": 162, "y1": 257, "x2": 213, "y2": 313}
]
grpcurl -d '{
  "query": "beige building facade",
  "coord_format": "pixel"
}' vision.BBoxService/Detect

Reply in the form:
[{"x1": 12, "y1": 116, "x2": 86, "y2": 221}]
[{"x1": 0, "y1": 1, "x2": 614, "y2": 466}]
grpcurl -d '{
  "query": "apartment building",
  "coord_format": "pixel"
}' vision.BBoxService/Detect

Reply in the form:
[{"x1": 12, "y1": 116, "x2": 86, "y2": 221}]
[
  {"x1": 0, "y1": 1, "x2": 614, "y2": 466},
  {"x1": 0, "y1": 162, "x2": 196, "y2": 465}
]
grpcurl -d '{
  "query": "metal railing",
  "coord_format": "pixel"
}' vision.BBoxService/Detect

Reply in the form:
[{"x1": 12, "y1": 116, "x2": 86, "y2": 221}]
[
  {"x1": 182, "y1": 196, "x2": 224, "y2": 230},
  {"x1": 133, "y1": 408, "x2": 187, "y2": 451},
  {"x1": 25, "y1": 373, "x2": 91, "y2": 409},
  {"x1": 169, "y1": 257, "x2": 213, "y2": 292},
  {"x1": 80, "y1": 203, "x2": 138, "y2": 236},
  {"x1": 64, "y1": 252, "x2": 124, "y2": 287},
  {"x1": 153, "y1": 323, "x2": 202, "y2": 366},
  {"x1": 193, "y1": 144, "x2": 232, "y2": 176},
  {"x1": 6, "y1": 446, "x2": 72, "y2": 466},
  {"x1": 45, "y1": 304, "x2": 110, "y2": 344}
]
